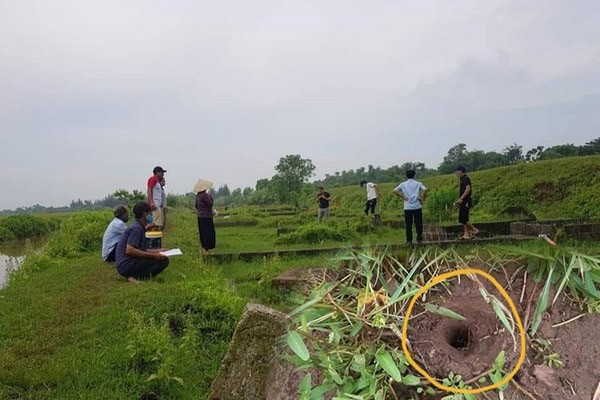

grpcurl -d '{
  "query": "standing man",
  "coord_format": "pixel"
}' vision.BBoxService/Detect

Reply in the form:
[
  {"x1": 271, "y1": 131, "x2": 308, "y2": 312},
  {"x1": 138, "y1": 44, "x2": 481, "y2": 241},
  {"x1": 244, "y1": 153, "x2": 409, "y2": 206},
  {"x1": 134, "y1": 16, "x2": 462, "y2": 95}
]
[
  {"x1": 115, "y1": 202, "x2": 169, "y2": 283},
  {"x1": 316, "y1": 187, "x2": 331, "y2": 222},
  {"x1": 147, "y1": 166, "x2": 166, "y2": 231},
  {"x1": 454, "y1": 165, "x2": 479, "y2": 240},
  {"x1": 393, "y1": 170, "x2": 427, "y2": 244},
  {"x1": 101, "y1": 205, "x2": 129, "y2": 262},
  {"x1": 159, "y1": 177, "x2": 167, "y2": 231},
  {"x1": 360, "y1": 180, "x2": 380, "y2": 215}
]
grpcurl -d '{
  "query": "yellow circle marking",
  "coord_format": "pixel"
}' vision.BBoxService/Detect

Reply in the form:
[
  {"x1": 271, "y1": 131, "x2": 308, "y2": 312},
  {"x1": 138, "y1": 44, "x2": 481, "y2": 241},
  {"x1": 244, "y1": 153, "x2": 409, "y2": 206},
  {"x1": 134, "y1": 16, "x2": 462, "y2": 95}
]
[{"x1": 401, "y1": 268, "x2": 526, "y2": 394}]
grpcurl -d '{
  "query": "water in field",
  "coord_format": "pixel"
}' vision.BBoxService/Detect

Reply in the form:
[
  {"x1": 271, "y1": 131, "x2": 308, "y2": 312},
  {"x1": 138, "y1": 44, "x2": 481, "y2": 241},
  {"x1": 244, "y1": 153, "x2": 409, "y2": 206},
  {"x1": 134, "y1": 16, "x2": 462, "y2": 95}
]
[{"x1": 0, "y1": 239, "x2": 42, "y2": 288}]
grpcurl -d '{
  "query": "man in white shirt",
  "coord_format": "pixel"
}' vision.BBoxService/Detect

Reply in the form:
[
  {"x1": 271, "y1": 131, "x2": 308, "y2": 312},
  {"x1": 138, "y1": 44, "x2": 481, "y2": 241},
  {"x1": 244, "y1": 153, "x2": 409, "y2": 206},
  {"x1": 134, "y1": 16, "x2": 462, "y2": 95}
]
[
  {"x1": 101, "y1": 205, "x2": 129, "y2": 262},
  {"x1": 159, "y1": 177, "x2": 167, "y2": 231},
  {"x1": 360, "y1": 180, "x2": 380, "y2": 215},
  {"x1": 393, "y1": 170, "x2": 427, "y2": 243}
]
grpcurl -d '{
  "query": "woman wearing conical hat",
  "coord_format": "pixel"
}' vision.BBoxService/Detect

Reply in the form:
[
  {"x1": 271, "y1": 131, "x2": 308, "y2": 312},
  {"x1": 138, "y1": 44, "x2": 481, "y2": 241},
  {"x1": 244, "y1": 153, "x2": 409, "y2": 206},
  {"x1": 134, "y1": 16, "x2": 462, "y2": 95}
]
[{"x1": 193, "y1": 179, "x2": 216, "y2": 255}]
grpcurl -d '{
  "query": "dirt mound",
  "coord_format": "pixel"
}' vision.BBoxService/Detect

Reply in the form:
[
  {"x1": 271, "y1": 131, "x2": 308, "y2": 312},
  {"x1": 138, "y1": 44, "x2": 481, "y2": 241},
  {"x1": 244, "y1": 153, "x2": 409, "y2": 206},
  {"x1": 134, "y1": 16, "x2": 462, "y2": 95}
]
[{"x1": 408, "y1": 277, "x2": 521, "y2": 381}]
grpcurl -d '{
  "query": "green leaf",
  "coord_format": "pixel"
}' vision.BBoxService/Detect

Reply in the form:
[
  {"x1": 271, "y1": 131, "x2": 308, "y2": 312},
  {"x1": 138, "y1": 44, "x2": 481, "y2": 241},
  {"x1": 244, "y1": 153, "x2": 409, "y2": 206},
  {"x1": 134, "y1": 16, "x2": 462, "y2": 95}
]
[
  {"x1": 424, "y1": 304, "x2": 466, "y2": 321},
  {"x1": 299, "y1": 373, "x2": 312, "y2": 393},
  {"x1": 287, "y1": 331, "x2": 310, "y2": 361},
  {"x1": 376, "y1": 348, "x2": 402, "y2": 382},
  {"x1": 349, "y1": 321, "x2": 364, "y2": 337},
  {"x1": 171, "y1": 376, "x2": 184, "y2": 385},
  {"x1": 311, "y1": 383, "x2": 336, "y2": 398},
  {"x1": 328, "y1": 367, "x2": 344, "y2": 385},
  {"x1": 493, "y1": 351, "x2": 505, "y2": 371},
  {"x1": 290, "y1": 283, "x2": 334, "y2": 316},
  {"x1": 530, "y1": 267, "x2": 553, "y2": 335},
  {"x1": 464, "y1": 393, "x2": 477, "y2": 400},
  {"x1": 553, "y1": 255, "x2": 578, "y2": 305},
  {"x1": 402, "y1": 374, "x2": 421, "y2": 386}
]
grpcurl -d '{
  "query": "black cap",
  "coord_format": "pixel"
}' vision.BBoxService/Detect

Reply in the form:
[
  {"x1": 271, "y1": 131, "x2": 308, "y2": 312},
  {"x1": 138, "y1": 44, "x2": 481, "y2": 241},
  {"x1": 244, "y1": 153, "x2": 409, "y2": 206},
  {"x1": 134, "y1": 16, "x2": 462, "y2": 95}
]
[
  {"x1": 455, "y1": 164, "x2": 467, "y2": 173},
  {"x1": 153, "y1": 166, "x2": 167, "y2": 173}
]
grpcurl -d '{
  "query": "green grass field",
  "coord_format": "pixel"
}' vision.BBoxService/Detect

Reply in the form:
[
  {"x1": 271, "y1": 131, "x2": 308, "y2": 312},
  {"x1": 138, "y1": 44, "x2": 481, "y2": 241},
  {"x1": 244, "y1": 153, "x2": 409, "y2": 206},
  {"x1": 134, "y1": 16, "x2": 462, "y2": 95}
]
[{"x1": 1, "y1": 156, "x2": 600, "y2": 399}]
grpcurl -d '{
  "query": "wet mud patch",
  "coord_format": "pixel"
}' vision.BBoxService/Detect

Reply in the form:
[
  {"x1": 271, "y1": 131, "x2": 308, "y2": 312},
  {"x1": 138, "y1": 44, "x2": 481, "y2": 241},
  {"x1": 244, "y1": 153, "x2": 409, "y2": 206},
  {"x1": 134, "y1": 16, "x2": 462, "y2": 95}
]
[{"x1": 408, "y1": 277, "x2": 521, "y2": 381}]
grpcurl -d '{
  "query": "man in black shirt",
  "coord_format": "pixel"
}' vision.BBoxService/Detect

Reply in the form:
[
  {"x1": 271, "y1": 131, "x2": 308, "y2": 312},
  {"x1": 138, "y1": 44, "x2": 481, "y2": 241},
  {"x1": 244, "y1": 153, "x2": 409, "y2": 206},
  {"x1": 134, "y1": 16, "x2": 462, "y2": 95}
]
[
  {"x1": 316, "y1": 187, "x2": 331, "y2": 222},
  {"x1": 455, "y1": 165, "x2": 479, "y2": 240}
]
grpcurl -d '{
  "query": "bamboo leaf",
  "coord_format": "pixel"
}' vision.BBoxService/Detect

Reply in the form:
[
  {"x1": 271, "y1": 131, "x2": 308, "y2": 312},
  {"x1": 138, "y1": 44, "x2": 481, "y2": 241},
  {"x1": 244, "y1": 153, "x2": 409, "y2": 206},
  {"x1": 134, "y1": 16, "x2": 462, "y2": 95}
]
[
  {"x1": 290, "y1": 283, "x2": 335, "y2": 316},
  {"x1": 287, "y1": 331, "x2": 310, "y2": 361},
  {"x1": 349, "y1": 321, "x2": 364, "y2": 337},
  {"x1": 376, "y1": 348, "x2": 402, "y2": 382},
  {"x1": 402, "y1": 374, "x2": 421, "y2": 386},
  {"x1": 493, "y1": 351, "x2": 505, "y2": 371},
  {"x1": 299, "y1": 373, "x2": 312, "y2": 393},
  {"x1": 553, "y1": 255, "x2": 577, "y2": 305},
  {"x1": 424, "y1": 304, "x2": 466, "y2": 321},
  {"x1": 530, "y1": 266, "x2": 554, "y2": 335}
]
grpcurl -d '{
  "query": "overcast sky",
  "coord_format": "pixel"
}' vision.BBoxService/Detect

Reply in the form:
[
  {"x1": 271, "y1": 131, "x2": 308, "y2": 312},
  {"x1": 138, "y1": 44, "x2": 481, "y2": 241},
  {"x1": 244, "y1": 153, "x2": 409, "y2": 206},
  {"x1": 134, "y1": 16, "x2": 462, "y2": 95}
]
[{"x1": 1, "y1": 0, "x2": 599, "y2": 210}]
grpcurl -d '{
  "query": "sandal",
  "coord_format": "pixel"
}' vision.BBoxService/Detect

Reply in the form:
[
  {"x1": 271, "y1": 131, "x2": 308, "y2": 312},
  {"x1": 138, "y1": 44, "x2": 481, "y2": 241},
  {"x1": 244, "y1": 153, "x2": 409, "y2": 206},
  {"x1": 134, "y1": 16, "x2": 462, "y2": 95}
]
[{"x1": 459, "y1": 235, "x2": 472, "y2": 240}]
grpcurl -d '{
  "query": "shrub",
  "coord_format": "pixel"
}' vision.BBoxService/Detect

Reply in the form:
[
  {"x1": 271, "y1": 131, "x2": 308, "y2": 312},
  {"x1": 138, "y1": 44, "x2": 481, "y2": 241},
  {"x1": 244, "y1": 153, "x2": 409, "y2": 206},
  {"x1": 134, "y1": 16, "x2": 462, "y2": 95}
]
[
  {"x1": 45, "y1": 211, "x2": 112, "y2": 257},
  {"x1": 0, "y1": 215, "x2": 57, "y2": 240},
  {"x1": 0, "y1": 225, "x2": 15, "y2": 243},
  {"x1": 424, "y1": 187, "x2": 456, "y2": 223}
]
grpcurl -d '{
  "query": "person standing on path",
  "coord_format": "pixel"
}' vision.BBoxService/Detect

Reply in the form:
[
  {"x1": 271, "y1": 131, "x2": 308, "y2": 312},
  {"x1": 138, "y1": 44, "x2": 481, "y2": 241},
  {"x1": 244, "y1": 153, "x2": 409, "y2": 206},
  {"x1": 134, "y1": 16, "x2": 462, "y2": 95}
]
[
  {"x1": 194, "y1": 179, "x2": 216, "y2": 255},
  {"x1": 360, "y1": 180, "x2": 380, "y2": 215},
  {"x1": 159, "y1": 177, "x2": 167, "y2": 231},
  {"x1": 393, "y1": 169, "x2": 427, "y2": 244},
  {"x1": 146, "y1": 166, "x2": 167, "y2": 231},
  {"x1": 455, "y1": 165, "x2": 479, "y2": 240},
  {"x1": 316, "y1": 187, "x2": 331, "y2": 222},
  {"x1": 115, "y1": 202, "x2": 169, "y2": 284}
]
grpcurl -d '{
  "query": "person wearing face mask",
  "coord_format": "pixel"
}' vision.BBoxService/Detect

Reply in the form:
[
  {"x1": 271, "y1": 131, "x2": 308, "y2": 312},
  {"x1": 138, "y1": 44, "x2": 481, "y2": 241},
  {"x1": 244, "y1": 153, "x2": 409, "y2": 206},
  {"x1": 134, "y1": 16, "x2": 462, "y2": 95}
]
[
  {"x1": 101, "y1": 205, "x2": 130, "y2": 262},
  {"x1": 115, "y1": 202, "x2": 170, "y2": 283}
]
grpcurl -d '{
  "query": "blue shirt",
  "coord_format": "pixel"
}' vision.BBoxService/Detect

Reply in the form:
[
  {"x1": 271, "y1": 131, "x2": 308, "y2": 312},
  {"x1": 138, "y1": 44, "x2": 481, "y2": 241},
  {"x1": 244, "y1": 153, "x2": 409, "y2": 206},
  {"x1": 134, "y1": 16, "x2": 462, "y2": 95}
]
[
  {"x1": 115, "y1": 220, "x2": 147, "y2": 272},
  {"x1": 394, "y1": 179, "x2": 427, "y2": 210},
  {"x1": 101, "y1": 218, "x2": 127, "y2": 261}
]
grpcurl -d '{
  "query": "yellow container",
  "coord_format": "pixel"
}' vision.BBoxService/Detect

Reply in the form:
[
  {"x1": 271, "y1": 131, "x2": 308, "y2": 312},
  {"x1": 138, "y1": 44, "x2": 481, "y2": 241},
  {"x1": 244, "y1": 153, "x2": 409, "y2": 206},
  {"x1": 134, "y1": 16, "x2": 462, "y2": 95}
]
[{"x1": 145, "y1": 231, "x2": 163, "y2": 249}]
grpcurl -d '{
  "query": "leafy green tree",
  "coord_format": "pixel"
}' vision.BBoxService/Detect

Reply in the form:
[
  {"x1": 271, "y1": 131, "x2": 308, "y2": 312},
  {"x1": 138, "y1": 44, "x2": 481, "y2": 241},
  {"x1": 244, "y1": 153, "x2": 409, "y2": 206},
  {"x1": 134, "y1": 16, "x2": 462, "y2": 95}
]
[
  {"x1": 525, "y1": 146, "x2": 545, "y2": 162},
  {"x1": 502, "y1": 143, "x2": 524, "y2": 165},
  {"x1": 438, "y1": 143, "x2": 468, "y2": 173},
  {"x1": 538, "y1": 144, "x2": 579, "y2": 160},
  {"x1": 579, "y1": 137, "x2": 600, "y2": 155},
  {"x1": 274, "y1": 154, "x2": 316, "y2": 204},
  {"x1": 216, "y1": 184, "x2": 230, "y2": 197}
]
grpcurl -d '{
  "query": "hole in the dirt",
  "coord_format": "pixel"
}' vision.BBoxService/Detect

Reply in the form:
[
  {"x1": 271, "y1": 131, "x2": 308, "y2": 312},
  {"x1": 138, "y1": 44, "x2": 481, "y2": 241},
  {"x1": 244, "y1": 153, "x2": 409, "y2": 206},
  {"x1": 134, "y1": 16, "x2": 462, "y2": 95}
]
[{"x1": 447, "y1": 324, "x2": 471, "y2": 350}]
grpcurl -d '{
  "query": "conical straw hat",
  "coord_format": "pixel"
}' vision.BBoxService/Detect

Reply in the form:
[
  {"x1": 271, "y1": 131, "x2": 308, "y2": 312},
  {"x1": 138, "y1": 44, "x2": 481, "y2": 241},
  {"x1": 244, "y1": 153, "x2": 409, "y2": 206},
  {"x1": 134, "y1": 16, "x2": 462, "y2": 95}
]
[{"x1": 193, "y1": 179, "x2": 213, "y2": 193}]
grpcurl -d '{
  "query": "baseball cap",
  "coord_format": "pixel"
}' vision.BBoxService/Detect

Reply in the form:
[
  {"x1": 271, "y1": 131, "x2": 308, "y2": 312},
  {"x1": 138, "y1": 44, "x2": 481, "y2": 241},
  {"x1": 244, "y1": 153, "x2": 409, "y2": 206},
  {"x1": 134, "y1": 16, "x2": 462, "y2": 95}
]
[
  {"x1": 153, "y1": 166, "x2": 167, "y2": 173},
  {"x1": 455, "y1": 165, "x2": 467, "y2": 173}
]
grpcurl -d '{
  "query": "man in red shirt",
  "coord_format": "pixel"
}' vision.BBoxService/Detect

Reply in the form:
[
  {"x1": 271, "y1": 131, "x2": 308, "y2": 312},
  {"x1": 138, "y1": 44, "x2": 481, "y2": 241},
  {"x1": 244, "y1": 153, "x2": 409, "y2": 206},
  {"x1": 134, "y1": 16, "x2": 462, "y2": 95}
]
[{"x1": 147, "y1": 166, "x2": 167, "y2": 230}]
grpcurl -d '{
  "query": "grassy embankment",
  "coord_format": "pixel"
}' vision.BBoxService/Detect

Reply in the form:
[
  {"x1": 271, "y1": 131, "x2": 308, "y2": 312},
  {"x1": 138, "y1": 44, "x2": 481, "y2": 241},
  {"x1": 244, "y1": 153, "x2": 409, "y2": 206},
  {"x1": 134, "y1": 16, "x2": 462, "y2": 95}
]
[
  {"x1": 0, "y1": 208, "x2": 338, "y2": 400},
  {"x1": 303, "y1": 155, "x2": 600, "y2": 223},
  {"x1": 1, "y1": 155, "x2": 599, "y2": 399}
]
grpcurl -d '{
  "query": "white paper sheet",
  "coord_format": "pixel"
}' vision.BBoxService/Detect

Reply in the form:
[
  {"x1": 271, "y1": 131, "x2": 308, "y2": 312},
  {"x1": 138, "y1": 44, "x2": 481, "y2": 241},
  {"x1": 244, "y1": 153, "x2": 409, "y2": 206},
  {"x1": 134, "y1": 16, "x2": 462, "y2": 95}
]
[{"x1": 160, "y1": 248, "x2": 183, "y2": 257}]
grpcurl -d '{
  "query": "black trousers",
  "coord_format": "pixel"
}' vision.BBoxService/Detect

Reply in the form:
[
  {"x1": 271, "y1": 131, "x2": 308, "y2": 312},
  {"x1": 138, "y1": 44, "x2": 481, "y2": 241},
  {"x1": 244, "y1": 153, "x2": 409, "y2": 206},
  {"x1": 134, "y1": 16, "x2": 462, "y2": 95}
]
[
  {"x1": 404, "y1": 209, "x2": 423, "y2": 243},
  {"x1": 364, "y1": 199, "x2": 377, "y2": 215},
  {"x1": 105, "y1": 245, "x2": 117, "y2": 262},
  {"x1": 197, "y1": 217, "x2": 216, "y2": 250},
  {"x1": 118, "y1": 258, "x2": 169, "y2": 279}
]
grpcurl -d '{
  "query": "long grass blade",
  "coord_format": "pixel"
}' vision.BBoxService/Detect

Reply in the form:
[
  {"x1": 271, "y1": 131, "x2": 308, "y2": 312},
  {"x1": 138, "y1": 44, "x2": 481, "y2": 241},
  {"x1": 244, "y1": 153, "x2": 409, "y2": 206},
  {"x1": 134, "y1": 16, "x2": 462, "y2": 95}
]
[
  {"x1": 424, "y1": 304, "x2": 466, "y2": 321},
  {"x1": 530, "y1": 265, "x2": 554, "y2": 335},
  {"x1": 552, "y1": 255, "x2": 577, "y2": 305}
]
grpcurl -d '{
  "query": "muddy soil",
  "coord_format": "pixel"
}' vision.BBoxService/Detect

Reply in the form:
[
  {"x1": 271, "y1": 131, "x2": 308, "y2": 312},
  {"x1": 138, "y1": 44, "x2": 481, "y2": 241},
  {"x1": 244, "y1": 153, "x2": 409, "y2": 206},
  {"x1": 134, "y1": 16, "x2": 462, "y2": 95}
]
[{"x1": 405, "y1": 263, "x2": 600, "y2": 400}]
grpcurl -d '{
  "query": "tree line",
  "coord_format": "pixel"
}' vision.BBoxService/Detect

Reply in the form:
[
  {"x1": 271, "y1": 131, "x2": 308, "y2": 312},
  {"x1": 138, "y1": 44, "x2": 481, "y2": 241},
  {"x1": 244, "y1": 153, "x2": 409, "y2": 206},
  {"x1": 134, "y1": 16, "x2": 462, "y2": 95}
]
[{"x1": 2, "y1": 137, "x2": 598, "y2": 214}]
